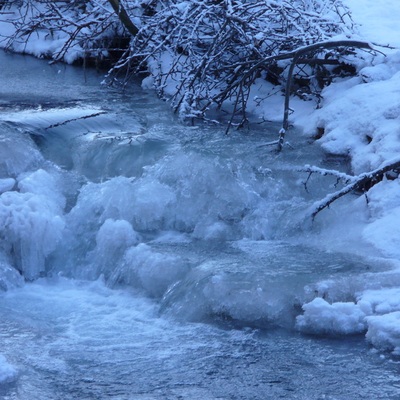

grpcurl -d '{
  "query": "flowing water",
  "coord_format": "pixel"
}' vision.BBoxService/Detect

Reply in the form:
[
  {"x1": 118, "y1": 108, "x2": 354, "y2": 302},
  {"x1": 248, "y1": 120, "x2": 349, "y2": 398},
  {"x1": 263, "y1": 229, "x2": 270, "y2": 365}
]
[{"x1": 0, "y1": 51, "x2": 399, "y2": 399}]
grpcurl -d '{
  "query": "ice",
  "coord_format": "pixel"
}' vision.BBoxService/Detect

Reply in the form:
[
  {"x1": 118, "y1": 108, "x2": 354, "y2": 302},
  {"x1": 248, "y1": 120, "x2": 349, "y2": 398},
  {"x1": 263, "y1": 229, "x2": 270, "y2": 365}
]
[
  {"x1": 0, "y1": 191, "x2": 65, "y2": 280},
  {"x1": 131, "y1": 180, "x2": 176, "y2": 232},
  {"x1": 0, "y1": 253, "x2": 24, "y2": 291},
  {"x1": 118, "y1": 243, "x2": 189, "y2": 297},
  {"x1": 92, "y1": 218, "x2": 140, "y2": 278},
  {"x1": 0, "y1": 128, "x2": 43, "y2": 177},
  {"x1": 18, "y1": 169, "x2": 66, "y2": 211},
  {"x1": 0, "y1": 354, "x2": 17, "y2": 384},
  {"x1": 296, "y1": 297, "x2": 367, "y2": 335},
  {"x1": 359, "y1": 288, "x2": 400, "y2": 315},
  {"x1": 134, "y1": 152, "x2": 276, "y2": 239},
  {"x1": 67, "y1": 176, "x2": 137, "y2": 236},
  {"x1": 192, "y1": 220, "x2": 232, "y2": 241},
  {"x1": 201, "y1": 273, "x2": 289, "y2": 325},
  {"x1": 0, "y1": 178, "x2": 15, "y2": 193},
  {"x1": 366, "y1": 312, "x2": 400, "y2": 355}
]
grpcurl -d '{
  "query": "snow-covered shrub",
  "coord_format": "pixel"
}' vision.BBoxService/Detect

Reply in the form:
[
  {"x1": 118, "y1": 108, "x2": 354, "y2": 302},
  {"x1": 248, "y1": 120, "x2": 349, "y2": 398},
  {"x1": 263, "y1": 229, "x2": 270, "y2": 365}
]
[
  {"x1": 0, "y1": 0, "x2": 126, "y2": 64},
  {"x1": 107, "y1": 0, "x2": 354, "y2": 123}
]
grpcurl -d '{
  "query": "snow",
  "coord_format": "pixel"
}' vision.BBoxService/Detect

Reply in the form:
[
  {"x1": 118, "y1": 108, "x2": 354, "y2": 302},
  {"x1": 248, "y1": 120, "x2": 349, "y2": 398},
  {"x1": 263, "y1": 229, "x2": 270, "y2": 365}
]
[
  {"x1": 293, "y1": 0, "x2": 400, "y2": 349},
  {"x1": 0, "y1": 178, "x2": 15, "y2": 194},
  {"x1": 366, "y1": 312, "x2": 400, "y2": 355},
  {"x1": 296, "y1": 297, "x2": 367, "y2": 335},
  {"x1": 349, "y1": 0, "x2": 400, "y2": 48}
]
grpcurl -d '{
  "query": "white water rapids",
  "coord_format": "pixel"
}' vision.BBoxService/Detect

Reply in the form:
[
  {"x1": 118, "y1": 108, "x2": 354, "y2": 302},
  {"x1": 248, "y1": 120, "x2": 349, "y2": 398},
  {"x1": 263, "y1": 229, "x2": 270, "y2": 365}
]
[{"x1": 0, "y1": 51, "x2": 400, "y2": 399}]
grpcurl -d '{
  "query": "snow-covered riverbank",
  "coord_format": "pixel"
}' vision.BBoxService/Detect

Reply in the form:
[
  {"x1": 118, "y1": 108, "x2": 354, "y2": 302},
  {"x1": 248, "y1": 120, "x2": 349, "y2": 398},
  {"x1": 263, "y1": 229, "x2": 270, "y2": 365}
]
[{"x1": 291, "y1": 0, "x2": 400, "y2": 355}]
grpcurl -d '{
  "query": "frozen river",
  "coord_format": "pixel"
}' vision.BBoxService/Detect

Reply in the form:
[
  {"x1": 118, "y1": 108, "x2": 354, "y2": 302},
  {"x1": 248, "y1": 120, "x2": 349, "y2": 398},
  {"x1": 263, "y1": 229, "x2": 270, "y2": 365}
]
[{"x1": 0, "y1": 51, "x2": 399, "y2": 399}]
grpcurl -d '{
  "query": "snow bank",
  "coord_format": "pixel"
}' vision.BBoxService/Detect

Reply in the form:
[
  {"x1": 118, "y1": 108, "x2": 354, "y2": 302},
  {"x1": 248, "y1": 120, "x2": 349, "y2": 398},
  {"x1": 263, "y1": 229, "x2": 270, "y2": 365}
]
[
  {"x1": 0, "y1": 354, "x2": 17, "y2": 384},
  {"x1": 297, "y1": 53, "x2": 400, "y2": 175},
  {"x1": 0, "y1": 3, "x2": 105, "y2": 64},
  {"x1": 361, "y1": 179, "x2": 400, "y2": 258}
]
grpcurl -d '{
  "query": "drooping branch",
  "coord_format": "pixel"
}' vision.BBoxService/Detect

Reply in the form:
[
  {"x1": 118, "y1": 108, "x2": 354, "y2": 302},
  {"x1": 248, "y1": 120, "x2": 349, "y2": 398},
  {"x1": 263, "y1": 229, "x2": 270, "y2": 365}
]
[{"x1": 306, "y1": 158, "x2": 400, "y2": 219}]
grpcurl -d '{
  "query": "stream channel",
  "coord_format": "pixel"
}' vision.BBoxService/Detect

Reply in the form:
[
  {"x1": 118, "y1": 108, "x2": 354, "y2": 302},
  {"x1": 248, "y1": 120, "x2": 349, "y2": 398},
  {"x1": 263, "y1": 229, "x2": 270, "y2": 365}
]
[{"x1": 0, "y1": 50, "x2": 399, "y2": 399}]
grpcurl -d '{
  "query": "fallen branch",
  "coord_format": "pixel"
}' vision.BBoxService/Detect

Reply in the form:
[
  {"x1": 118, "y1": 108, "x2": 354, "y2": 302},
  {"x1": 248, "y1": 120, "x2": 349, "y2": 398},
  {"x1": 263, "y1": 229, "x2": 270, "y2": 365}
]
[
  {"x1": 297, "y1": 164, "x2": 354, "y2": 193},
  {"x1": 307, "y1": 158, "x2": 400, "y2": 219}
]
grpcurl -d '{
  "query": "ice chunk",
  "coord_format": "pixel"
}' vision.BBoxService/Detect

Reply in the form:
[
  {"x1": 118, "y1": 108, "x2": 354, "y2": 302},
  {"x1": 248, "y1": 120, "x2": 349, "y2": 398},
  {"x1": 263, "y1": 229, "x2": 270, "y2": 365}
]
[
  {"x1": 132, "y1": 181, "x2": 176, "y2": 231},
  {"x1": 0, "y1": 178, "x2": 15, "y2": 194},
  {"x1": 68, "y1": 177, "x2": 137, "y2": 234},
  {"x1": 93, "y1": 219, "x2": 140, "y2": 277},
  {"x1": 0, "y1": 191, "x2": 65, "y2": 280},
  {"x1": 18, "y1": 169, "x2": 66, "y2": 211},
  {"x1": 0, "y1": 354, "x2": 18, "y2": 384},
  {"x1": 296, "y1": 297, "x2": 366, "y2": 335},
  {"x1": 193, "y1": 220, "x2": 232, "y2": 241},
  {"x1": 0, "y1": 253, "x2": 24, "y2": 291},
  {"x1": 0, "y1": 128, "x2": 43, "y2": 176},
  {"x1": 366, "y1": 312, "x2": 400, "y2": 355},
  {"x1": 119, "y1": 243, "x2": 188, "y2": 297},
  {"x1": 358, "y1": 288, "x2": 400, "y2": 315}
]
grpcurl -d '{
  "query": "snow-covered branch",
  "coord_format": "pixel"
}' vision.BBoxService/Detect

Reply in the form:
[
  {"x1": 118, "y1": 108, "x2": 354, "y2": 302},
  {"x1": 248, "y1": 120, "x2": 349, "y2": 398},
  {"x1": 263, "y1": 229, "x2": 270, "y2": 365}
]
[{"x1": 304, "y1": 159, "x2": 400, "y2": 219}]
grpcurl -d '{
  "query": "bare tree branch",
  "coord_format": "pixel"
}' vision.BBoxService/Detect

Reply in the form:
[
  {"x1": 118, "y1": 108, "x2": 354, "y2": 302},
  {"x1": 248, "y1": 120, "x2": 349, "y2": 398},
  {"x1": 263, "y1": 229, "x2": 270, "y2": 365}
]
[
  {"x1": 277, "y1": 40, "x2": 375, "y2": 151},
  {"x1": 306, "y1": 158, "x2": 400, "y2": 219},
  {"x1": 105, "y1": 0, "x2": 138, "y2": 36}
]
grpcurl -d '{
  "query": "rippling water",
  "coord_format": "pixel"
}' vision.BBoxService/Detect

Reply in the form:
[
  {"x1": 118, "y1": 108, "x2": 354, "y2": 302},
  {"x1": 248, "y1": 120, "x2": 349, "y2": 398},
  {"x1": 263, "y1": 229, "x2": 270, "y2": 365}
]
[{"x1": 0, "y1": 50, "x2": 399, "y2": 399}]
